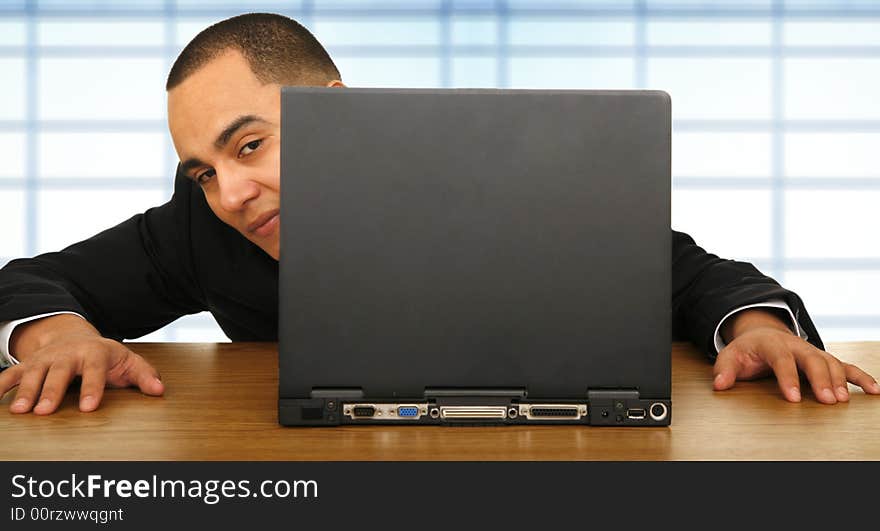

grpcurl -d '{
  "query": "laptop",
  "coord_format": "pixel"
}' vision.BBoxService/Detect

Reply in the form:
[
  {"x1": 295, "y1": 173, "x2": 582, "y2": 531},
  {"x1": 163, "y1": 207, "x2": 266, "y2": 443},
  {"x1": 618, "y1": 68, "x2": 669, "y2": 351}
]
[{"x1": 278, "y1": 88, "x2": 671, "y2": 427}]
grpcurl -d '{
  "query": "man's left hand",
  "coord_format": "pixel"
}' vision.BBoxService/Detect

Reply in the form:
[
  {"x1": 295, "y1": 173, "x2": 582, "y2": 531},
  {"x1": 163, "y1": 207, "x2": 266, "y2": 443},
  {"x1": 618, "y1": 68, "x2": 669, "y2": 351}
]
[{"x1": 712, "y1": 308, "x2": 880, "y2": 403}]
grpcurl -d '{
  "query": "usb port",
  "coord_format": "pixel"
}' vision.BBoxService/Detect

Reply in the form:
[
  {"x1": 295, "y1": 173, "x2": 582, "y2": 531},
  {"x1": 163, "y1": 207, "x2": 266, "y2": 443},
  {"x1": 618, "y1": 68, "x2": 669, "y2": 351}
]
[{"x1": 627, "y1": 408, "x2": 646, "y2": 420}]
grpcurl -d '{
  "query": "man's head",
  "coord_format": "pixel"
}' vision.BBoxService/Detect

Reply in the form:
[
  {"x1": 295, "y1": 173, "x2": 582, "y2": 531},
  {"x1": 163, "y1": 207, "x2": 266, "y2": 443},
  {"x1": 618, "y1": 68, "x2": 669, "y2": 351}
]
[{"x1": 166, "y1": 13, "x2": 342, "y2": 260}]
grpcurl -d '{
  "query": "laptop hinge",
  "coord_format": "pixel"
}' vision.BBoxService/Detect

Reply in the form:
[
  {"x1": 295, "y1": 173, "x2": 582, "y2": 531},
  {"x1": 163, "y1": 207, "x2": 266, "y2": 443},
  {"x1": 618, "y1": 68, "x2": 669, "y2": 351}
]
[{"x1": 310, "y1": 388, "x2": 364, "y2": 399}]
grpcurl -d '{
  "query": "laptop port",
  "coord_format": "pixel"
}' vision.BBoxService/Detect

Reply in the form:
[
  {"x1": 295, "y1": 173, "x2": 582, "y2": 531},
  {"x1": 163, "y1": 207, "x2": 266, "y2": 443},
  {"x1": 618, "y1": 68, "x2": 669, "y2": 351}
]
[
  {"x1": 397, "y1": 406, "x2": 419, "y2": 417},
  {"x1": 626, "y1": 408, "x2": 646, "y2": 420},
  {"x1": 519, "y1": 404, "x2": 587, "y2": 420},
  {"x1": 352, "y1": 405, "x2": 376, "y2": 417},
  {"x1": 439, "y1": 406, "x2": 507, "y2": 419},
  {"x1": 649, "y1": 402, "x2": 668, "y2": 422},
  {"x1": 531, "y1": 407, "x2": 579, "y2": 417},
  {"x1": 344, "y1": 403, "x2": 428, "y2": 420}
]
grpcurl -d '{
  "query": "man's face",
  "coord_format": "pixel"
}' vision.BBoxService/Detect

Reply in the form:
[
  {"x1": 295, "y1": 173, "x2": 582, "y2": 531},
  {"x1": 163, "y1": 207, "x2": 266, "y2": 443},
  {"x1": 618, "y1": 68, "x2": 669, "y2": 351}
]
[{"x1": 167, "y1": 49, "x2": 340, "y2": 260}]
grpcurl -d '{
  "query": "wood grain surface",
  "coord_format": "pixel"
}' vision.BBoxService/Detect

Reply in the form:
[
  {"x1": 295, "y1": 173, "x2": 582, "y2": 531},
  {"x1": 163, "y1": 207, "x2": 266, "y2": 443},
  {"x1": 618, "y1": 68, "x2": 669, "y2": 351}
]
[{"x1": 1, "y1": 342, "x2": 878, "y2": 461}]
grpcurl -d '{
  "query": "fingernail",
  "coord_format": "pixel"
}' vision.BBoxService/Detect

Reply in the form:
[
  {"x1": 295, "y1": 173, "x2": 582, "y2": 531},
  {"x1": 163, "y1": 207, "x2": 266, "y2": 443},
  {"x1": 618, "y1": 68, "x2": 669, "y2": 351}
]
[
  {"x1": 821, "y1": 388, "x2": 836, "y2": 403},
  {"x1": 13, "y1": 398, "x2": 27, "y2": 409},
  {"x1": 836, "y1": 386, "x2": 849, "y2": 400},
  {"x1": 80, "y1": 396, "x2": 95, "y2": 410},
  {"x1": 790, "y1": 388, "x2": 801, "y2": 401},
  {"x1": 872, "y1": 381, "x2": 880, "y2": 393},
  {"x1": 37, "y1": 398, "x2": 51, "y2": 409}
]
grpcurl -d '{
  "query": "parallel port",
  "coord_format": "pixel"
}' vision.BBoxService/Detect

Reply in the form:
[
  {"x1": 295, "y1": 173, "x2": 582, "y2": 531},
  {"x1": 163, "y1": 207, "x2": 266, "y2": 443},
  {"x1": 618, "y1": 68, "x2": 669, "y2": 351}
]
[{"x1": 518, "y1": 404, "x2": 587, "y2": 420}]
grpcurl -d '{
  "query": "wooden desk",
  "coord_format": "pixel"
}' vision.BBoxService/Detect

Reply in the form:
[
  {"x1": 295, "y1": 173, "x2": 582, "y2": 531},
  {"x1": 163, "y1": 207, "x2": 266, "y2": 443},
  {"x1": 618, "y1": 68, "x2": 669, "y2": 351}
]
[{"x1": 1, "y1": 342, "x2": 878, "y2": 461}]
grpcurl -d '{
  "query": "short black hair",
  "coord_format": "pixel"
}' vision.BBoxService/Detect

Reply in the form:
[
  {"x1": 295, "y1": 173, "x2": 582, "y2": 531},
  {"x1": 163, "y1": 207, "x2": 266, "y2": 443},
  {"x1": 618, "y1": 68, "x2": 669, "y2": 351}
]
[{"x1": 166, "y1": 12, "x2": 341, "y2": 91}]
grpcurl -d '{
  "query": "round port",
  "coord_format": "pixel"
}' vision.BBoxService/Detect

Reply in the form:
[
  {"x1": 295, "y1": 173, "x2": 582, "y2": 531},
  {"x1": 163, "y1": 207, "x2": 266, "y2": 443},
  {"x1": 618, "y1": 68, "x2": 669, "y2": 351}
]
[
  {"x1": 649, "y1": 402, "x2": 668, "y2": 422},
  {"x1": 507, "y1": 407, "x2": 518, "y2": 419},
  {"x1": 430, "y1": 408, "x2": 440, "y2": 419}
]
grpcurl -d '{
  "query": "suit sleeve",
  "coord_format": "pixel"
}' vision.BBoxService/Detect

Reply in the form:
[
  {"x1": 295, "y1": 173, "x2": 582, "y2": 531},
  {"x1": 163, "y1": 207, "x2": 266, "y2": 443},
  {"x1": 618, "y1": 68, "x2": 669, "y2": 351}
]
[
  {"x1": 0, "y1": 173, "x2": 207, "y2": 341},
  {"x1": 671, "y1": 230, "x2": 824, "y2": 358}
]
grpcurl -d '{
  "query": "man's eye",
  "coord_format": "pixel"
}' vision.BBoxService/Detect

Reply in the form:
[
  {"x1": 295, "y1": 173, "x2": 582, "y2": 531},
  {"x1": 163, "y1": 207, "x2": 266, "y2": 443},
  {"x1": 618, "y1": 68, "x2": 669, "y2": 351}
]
[
  {"x1": 196, "y1": 169, "x2": 215, "y2": 185},
  {"x1": 239, "y1": 139, "x2": 262, "y2": 157}
]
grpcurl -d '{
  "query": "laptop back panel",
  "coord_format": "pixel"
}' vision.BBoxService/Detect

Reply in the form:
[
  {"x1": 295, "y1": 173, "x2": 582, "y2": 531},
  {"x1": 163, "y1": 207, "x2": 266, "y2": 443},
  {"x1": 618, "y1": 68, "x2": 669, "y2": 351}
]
[{"x1": 279, "y1": 88, "x2": 671, "y2": 426}]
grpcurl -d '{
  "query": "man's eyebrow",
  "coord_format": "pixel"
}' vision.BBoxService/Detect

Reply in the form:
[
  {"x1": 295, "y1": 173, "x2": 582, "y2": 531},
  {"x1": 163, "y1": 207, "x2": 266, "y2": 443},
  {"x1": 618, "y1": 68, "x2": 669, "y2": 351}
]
[
  {"x1": 178, "y1": 115, "x2": 271, "y2": 178},
  {"x1": 179, "y1": 157, "x2": 207, "y2": 178},
  {"x1": 214, "y1": 114, "x2": 269, "y2": 150}
]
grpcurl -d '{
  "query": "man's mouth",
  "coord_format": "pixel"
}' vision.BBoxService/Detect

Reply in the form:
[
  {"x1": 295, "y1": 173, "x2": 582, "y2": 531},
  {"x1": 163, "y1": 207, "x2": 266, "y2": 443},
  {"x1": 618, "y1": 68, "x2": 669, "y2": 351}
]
[{"x1": 247, "y1": 209, "x2": 280, "y2": 237}]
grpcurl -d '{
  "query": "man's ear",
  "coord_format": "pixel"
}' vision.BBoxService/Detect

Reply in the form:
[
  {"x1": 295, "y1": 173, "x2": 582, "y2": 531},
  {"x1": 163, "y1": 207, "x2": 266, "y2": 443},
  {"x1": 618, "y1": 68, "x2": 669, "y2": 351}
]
[{"x1": 326, "y1": 79, "x2": 345, "y2": 88}]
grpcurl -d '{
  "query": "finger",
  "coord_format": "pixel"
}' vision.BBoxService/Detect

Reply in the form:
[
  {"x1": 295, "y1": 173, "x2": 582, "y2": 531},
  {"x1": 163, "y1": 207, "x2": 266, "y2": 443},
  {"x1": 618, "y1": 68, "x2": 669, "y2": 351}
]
[
  {"x1": 843, "y1": 363, "x2": 880, "y2": 395},
  {"x1": 766, "y1": 352, "x2": 802, "y2": 402},
  {"x1": 0, "y1": 365, "x2": 24, "y2": 399},
  {"x1": 821, "y1": 353, "x2": 849, "y2": 402},
  {"x1": 127, "y1": 354, "x2": 164, "y2": 396},
  {"x1": 10, "y1": 364, "x2": 49, "y2": 413},
  {"x1": 79, "y1": 354, "x2": 107, "y2": 412},
  {"x1": 712, "y1": 346, "x2": 742, "y2": 391},
  {"x1": 33, "y1": 360, "x2": 77, "y2": 415},
  {"x1": 794, "y1": 348, "x2": 837, "y2": 404}
]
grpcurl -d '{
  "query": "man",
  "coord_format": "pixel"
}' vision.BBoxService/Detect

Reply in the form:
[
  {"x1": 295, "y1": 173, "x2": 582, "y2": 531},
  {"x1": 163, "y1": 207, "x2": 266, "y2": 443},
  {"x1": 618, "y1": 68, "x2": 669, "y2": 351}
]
[{"x1": 0, "y1": 13, "x2": 876, "y2": 416}]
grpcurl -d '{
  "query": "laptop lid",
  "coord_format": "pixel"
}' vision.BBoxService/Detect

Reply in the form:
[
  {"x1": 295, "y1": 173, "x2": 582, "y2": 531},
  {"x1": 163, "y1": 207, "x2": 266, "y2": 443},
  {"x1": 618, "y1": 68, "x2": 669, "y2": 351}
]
[{"x1": 279, "y1": 88, "x2": 671, "y2": 401}]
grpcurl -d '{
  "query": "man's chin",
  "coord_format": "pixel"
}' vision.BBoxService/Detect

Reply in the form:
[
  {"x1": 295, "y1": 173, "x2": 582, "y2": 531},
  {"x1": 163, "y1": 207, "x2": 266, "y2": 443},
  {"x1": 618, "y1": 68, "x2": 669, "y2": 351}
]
[
  {"x1": 249, "y1": 237, "x2": 279, "y2": 261},
  {"x1": 265, "y1": 243, "x2": 280, "y2": 261}
]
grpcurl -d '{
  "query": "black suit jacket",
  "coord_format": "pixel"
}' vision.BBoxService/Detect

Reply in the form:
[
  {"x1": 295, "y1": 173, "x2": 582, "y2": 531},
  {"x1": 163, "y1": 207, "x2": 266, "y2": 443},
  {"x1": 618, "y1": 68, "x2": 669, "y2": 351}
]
[{"x1": 0, "y1": 173, "x2": 824, "y2": 358}]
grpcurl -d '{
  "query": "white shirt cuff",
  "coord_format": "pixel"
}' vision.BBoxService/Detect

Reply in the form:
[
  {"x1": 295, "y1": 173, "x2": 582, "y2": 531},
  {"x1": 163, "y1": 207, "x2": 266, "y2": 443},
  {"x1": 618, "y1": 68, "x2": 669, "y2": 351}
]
[
  {"x1": 713, "y1": 299, "x2": 808, "y2": 354},
  {"x1": 0, "y1": 312, "x2": 86, "y2": 368}
]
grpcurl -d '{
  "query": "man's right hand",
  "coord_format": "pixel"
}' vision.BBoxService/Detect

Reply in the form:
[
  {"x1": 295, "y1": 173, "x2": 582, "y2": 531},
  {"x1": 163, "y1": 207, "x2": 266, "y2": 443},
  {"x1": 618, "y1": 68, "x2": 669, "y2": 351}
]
[{"x1": 0, "y1": 314, "x2": 163, "y2": 415}]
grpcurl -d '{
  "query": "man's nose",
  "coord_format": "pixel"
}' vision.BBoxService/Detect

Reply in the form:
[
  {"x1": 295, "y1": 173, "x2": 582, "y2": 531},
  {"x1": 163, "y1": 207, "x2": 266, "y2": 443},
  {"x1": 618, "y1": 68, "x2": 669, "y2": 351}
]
[{"x1": 217, "y1": 171, "x2": 259, "y2": 212}]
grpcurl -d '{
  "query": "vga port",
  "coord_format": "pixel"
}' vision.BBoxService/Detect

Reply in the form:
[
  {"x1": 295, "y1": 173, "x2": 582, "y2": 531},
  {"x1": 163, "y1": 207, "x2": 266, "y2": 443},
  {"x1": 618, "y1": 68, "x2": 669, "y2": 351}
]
[{"x1": 397, "y1": 406, "x2": 419, "y2": 417}]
